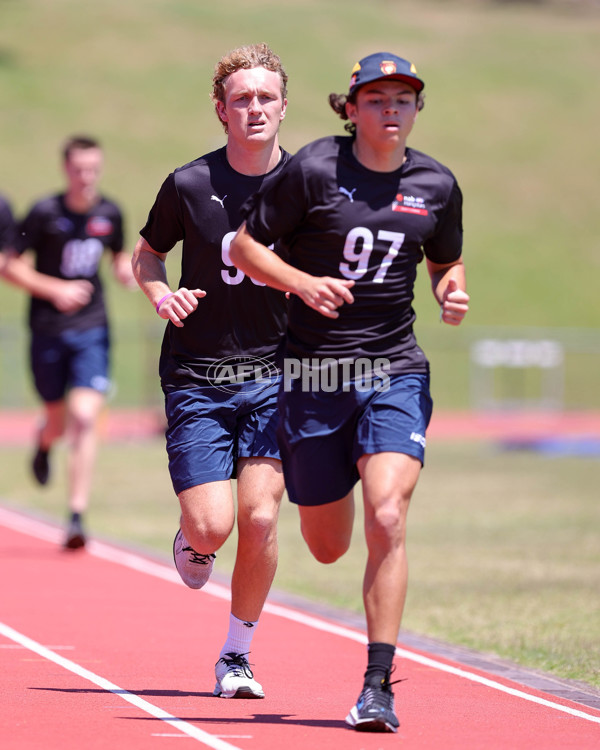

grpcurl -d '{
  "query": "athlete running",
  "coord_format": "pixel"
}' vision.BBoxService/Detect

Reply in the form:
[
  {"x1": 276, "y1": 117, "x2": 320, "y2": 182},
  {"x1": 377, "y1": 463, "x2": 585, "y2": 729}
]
[
  {"x1": 9, "y1": 136, "x2": 134, "y2": 549},
  {"x1": 230, "y1": 51, "x2": 470, "y2": 732},
  {"x1": 132, "y1": 44, "x2": 290, "y2": 700}
]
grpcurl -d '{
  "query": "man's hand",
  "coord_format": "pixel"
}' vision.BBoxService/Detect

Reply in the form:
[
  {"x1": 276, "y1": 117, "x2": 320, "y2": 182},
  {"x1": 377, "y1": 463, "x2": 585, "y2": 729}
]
[
  {"x1": 296, "y1": 277, "x2": 355, "y2": 318},
  {"x1": 440, "y1": 278, "x2": 469, "y2": 326},
  {"x1": 50, "y1": 279, "x2": 94, "y2": 313},
  {"x1": 156, "y1": 288, "x2": 206, "y2": 327}
]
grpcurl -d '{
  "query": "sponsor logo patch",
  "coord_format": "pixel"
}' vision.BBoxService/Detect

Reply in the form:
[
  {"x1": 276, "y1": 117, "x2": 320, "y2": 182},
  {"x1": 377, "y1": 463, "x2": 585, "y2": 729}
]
[
  {"x1": 392, "y1": 193, "x2": 428, "y2": 216},
  {"x1": 86, "y1": 216, "x2": 113, "y2": 236}
]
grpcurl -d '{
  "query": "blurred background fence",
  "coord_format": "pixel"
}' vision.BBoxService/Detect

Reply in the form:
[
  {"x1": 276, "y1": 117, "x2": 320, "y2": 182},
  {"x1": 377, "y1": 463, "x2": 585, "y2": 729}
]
[
  {"x1": 2, "y1": 320, "x2": 599, "y2": 414},
  {"x1": 2, "y1": 0, "x2": 599, "y2": 417}
]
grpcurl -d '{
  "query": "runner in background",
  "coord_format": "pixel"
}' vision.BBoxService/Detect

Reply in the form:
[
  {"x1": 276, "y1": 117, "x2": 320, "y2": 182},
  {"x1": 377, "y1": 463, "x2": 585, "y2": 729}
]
[
  {"x1": 230, "y1": 51, "x2": 469, "y2": 732},
  {"x1": 1, "y1": 191, "x2": 95, "y2": 309},
  {"x1": 0, "y1": 193, "x2": 18, "y2": 264},
  {"x1": 10, "y1": 135, "x2": 135, "y2": 550}
]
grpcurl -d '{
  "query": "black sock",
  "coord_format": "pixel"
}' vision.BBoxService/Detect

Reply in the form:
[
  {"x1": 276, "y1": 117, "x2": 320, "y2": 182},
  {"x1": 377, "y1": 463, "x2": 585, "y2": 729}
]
[{"x1": 363, "y1": 642, "x2": 396, "y2": 687}]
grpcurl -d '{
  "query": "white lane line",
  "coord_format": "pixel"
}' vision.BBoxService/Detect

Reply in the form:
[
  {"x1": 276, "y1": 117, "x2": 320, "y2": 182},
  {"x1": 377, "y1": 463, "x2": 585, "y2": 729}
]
[
  {"x1": 0, "y1": 620, "x2": 242, "y2": 750},
  {"x1": 261, "y1": 601, "x2": 600, "y2": 724},
  {"x1": 2, "y1": 505, "x2": 600, "y2": 726},
  {"x1": 0, "y1": 644, "x2": 74, "y2": 650}
]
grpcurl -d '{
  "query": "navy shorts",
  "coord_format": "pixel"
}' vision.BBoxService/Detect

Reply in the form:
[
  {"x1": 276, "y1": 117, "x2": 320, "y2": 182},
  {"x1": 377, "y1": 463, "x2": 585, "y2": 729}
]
[
  {"x1": 30, "y1": 326, "x2": 111, "y2": 403},
  {"x1": 164, "y1": 377, "x2": 281, "y2": 495},
  {"x1": 277, "y1": 373, "x2": 433, "y2": 507}
]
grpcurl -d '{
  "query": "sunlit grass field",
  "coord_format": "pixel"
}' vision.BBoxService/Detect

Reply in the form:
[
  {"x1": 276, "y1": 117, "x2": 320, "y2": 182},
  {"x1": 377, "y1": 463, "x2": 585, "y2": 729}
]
[
  {"x1": 1, "y1": 0, "x2": 599, "y2": 331},
  {"x1": 1, "y1": 0, "x2": 599, "y2": 695},
  {"x1": 2, "y1": 0, "x2": 600, "y2": 410},
  {"x1": 1, "y1": 435, "x2": 598, "y2": 689}
]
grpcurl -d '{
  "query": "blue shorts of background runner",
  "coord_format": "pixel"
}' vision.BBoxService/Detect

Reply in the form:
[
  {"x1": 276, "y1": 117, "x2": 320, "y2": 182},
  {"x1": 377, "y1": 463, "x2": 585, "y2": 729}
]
[
  {"x1": 164, "y1": 377, "x2": 281, "y2": 495},
  {"x1": 277, "y1": 373, "x2": 433, "y2": 507},
  {"x1": 30, "y1": 326, "x2": 110, "y2": 403}
]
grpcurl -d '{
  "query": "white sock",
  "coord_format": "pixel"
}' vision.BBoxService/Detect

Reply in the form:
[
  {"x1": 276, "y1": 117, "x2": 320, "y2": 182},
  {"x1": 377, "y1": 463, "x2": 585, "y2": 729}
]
[{"x1": 219, "y1": 613, "x2": 258, "y2": 658}]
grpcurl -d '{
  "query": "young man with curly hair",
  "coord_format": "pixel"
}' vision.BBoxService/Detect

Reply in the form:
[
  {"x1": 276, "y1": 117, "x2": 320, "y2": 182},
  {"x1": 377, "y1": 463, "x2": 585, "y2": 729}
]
[{"x1": 132, "y1": 44, "x2": 290, "y2": 699}]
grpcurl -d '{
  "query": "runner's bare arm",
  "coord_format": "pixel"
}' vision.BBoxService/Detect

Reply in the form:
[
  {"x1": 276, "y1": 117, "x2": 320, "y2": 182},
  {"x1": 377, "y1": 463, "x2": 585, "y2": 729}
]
[
  {"x1": 131, "y1": 236, "x2": 205, "y2": 328},
  {"x1": 230, "y1": 222, "x2": 354, "y2": 319},
  {"x1": 1, "y1": 251, "x2": 93, "y2": 313},
  {"x1": 111, "y1": 250, "x2": 137, "y2": 289},
  {"x1": 427, "y1": 258, "x2": 469, "y2": 326}
]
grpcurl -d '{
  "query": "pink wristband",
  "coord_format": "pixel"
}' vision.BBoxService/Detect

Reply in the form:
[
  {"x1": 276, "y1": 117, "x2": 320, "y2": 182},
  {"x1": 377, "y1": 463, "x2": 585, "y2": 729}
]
[{"x1": 156, "y1": 292, "x2": 174, "y2": 314}]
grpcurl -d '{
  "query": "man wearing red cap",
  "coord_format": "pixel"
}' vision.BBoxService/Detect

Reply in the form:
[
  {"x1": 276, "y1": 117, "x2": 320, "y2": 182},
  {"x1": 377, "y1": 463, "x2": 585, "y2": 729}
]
[{"x1": 230, "y1": 51, "x2": 469, "y2": 732}]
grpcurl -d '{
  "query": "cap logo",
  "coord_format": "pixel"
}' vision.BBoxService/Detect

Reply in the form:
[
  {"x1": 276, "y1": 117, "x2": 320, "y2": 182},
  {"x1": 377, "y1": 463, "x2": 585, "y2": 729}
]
[
  {"x1": 380, "y1": 61, "x2": 397, "y2": 76},
  {"x1": 410, "y1": 63, "x2": 418, "y2": 74}
]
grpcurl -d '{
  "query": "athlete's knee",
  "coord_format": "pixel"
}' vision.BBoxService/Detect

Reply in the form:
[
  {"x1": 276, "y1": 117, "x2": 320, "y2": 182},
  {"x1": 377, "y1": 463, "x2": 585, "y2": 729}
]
[
  {"x1": 237, "y1": 480, "x2": 282, "y2": 536},
  {"x1": 365, "y1": 498, "x2": 408, "y2": 550},
  {"x1": 305, "y1": 538, "x2": 349, "y2": 564},
  {"x1": 184, "y1": 514, "x2": 233, "y2": 554},
  {"x1": 43, "y1": 416, "x2": 66, "y2": 442},
  {"x1": 298, "y1": 496, "x2": 354, "y2": 563},
  {"x1": 238, "y1": 503, "x2": 279, "y2": 547},
  {"x1": 301, "y1": 525, "x2": 351, "y2": 564},
  {"x1": 69, "y1": 410, "x2": 97, "y2": 436},
  {"x1": 42, "y1": 402, "x2": 67, "y2": 440},
  {"x1": 68, "y1": 398, "x2": 103, "y2": 436}
]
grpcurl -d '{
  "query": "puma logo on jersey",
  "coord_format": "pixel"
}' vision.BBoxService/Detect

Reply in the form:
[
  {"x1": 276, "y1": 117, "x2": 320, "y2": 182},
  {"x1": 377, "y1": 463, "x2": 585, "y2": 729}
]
[
  {"x1": 211, "y1": 194, "x2": 227, "y2": 208},
  {"x1": 338, "y1": 186, "x2": 357, "y2": 202}
]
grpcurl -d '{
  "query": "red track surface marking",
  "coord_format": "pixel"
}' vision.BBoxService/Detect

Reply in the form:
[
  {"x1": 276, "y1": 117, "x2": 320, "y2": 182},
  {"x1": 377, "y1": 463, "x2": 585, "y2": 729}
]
[
  {"x1": 2, "y1": 408, "x2": 600, "y2": 444},
  {"x1": 426, "y1": 410, "x2": 600, "y2": 440},
  {"x1": 2, "y1": 506, "x2": 600, "y2": 750},
  {"x1": 0, "y1": 408, "x2": 166, "y2": 444}
]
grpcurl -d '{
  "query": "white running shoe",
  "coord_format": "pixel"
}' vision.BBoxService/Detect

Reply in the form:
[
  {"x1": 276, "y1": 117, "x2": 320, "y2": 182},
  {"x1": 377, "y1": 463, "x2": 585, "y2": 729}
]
[
  {"x1": 172, "y1": 529, "x2": 215, "y2": 589},
  {"x1": 213, "y1": 652, "x2": 265, "y2": 699}
]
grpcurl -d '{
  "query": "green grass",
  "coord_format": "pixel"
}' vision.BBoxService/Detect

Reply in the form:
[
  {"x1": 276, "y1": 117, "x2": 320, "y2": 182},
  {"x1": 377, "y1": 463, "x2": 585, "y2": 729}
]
[
  {"x1": 1, "y1": 0, "x2": 600, "y2": 327},
  {"x1": 1, "y1": 0, "x2": 600, "y2": 692},
  {"x1": 1, "y1": 436, "x2": 598, "y2": 689},
  {"x1": 2, "y1": 0, "x2": 600, "y2": 411}
]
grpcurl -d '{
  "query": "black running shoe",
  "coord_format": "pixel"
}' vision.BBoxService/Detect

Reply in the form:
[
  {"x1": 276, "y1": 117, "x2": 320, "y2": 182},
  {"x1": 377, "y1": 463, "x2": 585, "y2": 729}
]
[
  {"x1": 345, "y1": 671, "x2": 400, "y2": 733},
  {"x1": 64, "y1": 517, "x2": 86, "y2": 550},
  {"x1": 32, "y1": 446, "x2": 50, "y2": 486}
]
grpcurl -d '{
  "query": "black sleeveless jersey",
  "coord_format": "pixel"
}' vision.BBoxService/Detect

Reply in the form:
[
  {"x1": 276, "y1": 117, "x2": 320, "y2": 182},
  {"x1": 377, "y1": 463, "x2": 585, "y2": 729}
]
[
  {"x1": 242, "y1": 136, "x2": 463, "y2": 375},
  {"x1": 18, "y1": 193, "x2": 125, "y2": 335},
  {"x1": 140, "y1": 146, "x2": 291, "y2": 388}
]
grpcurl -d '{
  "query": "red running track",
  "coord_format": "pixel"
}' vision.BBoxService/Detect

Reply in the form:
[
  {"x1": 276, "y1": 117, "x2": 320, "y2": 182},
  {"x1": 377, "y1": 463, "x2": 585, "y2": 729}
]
[
  {"x1": 2, "y1": 408, "x2": 600, "y2": 445},
  {"x1": 1, "y1": 506, "x2": 599, "y2": 750}
]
